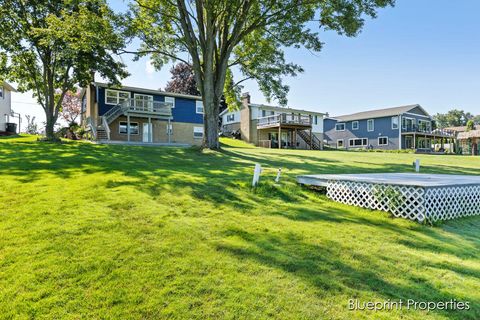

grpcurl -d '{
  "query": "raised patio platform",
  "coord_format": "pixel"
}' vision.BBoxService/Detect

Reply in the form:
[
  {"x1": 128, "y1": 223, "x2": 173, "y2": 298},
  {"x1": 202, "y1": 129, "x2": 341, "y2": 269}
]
[{"x1": 297, "y1": 173, "x2": 480, "y2": 223}]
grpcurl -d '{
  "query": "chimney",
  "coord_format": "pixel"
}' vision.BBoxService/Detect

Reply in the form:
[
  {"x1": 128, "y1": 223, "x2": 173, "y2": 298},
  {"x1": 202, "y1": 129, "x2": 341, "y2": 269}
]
[
  {"x1": 241, "y1": 92, "x2": 251, "y2": 105},
  {"x1": 240, "y1": 92, "x2": 251, "y2": 143}
]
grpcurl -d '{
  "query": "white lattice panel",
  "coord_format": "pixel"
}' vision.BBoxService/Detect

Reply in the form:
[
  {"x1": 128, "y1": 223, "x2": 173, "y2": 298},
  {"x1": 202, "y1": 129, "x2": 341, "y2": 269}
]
[{"x1": 326, "y1": 180, "x2": 480, "y2": 223}]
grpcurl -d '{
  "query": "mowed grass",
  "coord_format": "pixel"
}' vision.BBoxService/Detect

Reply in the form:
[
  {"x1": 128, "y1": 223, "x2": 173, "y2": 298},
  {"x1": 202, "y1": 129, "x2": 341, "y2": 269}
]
[{"x1": 1, "y1": 135, "x2": 479, "y2": 319}]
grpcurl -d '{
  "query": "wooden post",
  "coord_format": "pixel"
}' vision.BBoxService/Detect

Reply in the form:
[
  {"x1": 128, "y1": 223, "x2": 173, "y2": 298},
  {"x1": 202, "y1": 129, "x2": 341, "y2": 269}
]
[
  {"x1": 309, "y1": 129, "x2": 313, "y2": 150},
  {"x1": 278, "y1": 124, "x2": 281, "y2": 149},
  {"x1": 294, "y1": 129, "x2": 297, "y2": 149},
  {"x1": 413, "y1": 133, "x2": 416, "y2": 149},
  {"x1": 127, "y1": 114, "x2": 131, "y2": 142}
]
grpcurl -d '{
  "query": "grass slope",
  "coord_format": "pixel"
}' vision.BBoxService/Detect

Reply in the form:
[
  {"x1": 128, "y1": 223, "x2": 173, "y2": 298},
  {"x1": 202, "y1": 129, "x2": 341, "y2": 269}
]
[{"x1": 0, "y1": 135, "x2": 479, "y2": 319}]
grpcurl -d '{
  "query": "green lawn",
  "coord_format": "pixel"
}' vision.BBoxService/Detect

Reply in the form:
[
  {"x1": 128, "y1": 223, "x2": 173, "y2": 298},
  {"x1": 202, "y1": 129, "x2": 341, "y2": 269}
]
[{"x1": 1, "y1": 135, "x2": 479, "y2": 319}]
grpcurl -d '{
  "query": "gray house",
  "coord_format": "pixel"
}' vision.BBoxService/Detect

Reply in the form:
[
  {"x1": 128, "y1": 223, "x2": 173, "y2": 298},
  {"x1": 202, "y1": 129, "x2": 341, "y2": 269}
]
[{"x1": 324, "y1": 104, "x2": 456, "y2": 151}]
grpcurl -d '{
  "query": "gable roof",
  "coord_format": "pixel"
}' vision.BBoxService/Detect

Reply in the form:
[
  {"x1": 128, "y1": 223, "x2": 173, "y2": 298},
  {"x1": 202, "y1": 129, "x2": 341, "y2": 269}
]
[
  {"x1": 219, "y1": 103, "x2": 326, "y2": 116},
  {"x1": 333, "y1": 104, "x2": 429, "y2": 122},
  {"x1": 0, "y1": 81, "x2": 17, "y2": 92}
]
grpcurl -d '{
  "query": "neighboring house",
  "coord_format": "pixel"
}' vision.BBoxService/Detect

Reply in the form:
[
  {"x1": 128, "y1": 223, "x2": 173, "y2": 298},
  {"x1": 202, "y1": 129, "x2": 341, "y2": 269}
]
[
  {"x1": 446, "y1": 125, "x2": 480, "y2": 155},
  {"x1": 0, "y1": 81, "x2": 16, "y2": 133},
  {"x1": 324, "y1": 104, "x2": 456, "y2": 151},
  {"x1": 220, "y1": 93, "x2": 325, "y2": 149},
  {"x1": 80, "y1": 82, "x2": 204, "y2": 145}
]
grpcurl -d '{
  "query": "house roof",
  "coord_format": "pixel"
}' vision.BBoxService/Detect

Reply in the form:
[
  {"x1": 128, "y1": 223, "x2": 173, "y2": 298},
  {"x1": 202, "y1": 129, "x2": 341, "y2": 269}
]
[
  {"x1": 457, "y1": 129, "x2": 480, "y2": 139},
  {"x1": 219, "y1": 103, "x2": 326, "y2": 117},
  {"x1": 249, "y1": 103, "x2": 325, "y2": 116},
  {"x1": 444, "y1": 125, "x2": 479, "y2": 132},
  {"x1": 0, "y1": 81, "x2": 17, "y2": 92},
  {"x1": 332, "y1": 104, "x2": 429, "y2": 122},
  {"x1": 93, "y1": 82, "x2": 202, "y2": 100}
]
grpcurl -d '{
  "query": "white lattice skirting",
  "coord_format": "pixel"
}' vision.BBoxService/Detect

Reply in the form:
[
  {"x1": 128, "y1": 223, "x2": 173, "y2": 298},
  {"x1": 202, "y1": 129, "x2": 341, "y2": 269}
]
[{"x1": 326, "y1": 181, "x2": 480, "y2": 223}]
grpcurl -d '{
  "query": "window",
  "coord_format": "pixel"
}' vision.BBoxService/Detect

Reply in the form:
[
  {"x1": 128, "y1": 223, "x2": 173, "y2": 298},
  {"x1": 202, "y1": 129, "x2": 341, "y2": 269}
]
[
  {"x1": 196, "y1": 100, "x2": 204, "y2": 114},
  {"x1": 106, "y1": 89, "x2": 129, "y2": 105},
  {"x1": 193, "y1": 126, "x2": 204, "y2": 138},
  {"x1": 166, "y1": 124, "x2": 173, "y2": 135},
  {"x1": 352, "y1": 121, "x2": 359, "y2": 130},
  {"x1": 119, "y1": 122, "x2": 139, "y2": 135},
  {"x1": 335, "y1": 123, "x2": 345, "y2": 131},
  {"x1": 337, "y1": 139, "x2": 344, "y2": 148},
  {"x1": 0, "y1": 86, "x2": 3, "y2": 98},
  {"x1": 165, "y1": 96, "x2": 175, "y2": 108},
  {"x1": 261, "y1": 110, "x2": 275, "y2": 117},
  {"x1": 226, "y1": 114, "x2": 235, "y2": 123},
  {"x1": 349, "y1": 138, "x2": 368, "y2": 147},
  {"x1": 367, "y1": 119, "x2": 374, "y2": 132},
  {"x1": 314, "y1": 115, "x2": 318, "y2": 125},
  {"x1": 134, "y1": 94, "x2": 153, "y2": 110},
  {"x1": 378, "y1": 136, "x2": 388, "y2": 146},
  {"x1": 402, "y1": 117, "x2": 414, "y2": 130},
  {"x1": 391, "y1": 116, "x2": 399, "y2": 129},
  {"x1": 418, "y1": 119, "x2": 431, "y2": 132}
]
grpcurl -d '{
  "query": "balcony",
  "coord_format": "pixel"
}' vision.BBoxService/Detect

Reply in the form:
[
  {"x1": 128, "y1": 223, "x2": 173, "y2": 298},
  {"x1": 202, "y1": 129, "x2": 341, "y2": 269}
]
[
  {"x1": 257, "y1": 113, "x2": 312, "y2": 129},
  {"x1": 120, "y1": 99, "x2": 172, "y2": 117},
  {"x1": 402, "y1": 125, "x2": 457, "y2": 138}
]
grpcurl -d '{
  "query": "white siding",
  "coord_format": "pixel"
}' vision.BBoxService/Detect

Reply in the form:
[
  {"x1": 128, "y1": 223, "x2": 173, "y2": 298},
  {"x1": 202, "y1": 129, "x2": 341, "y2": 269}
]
[
  {"x1": 221, "y1": 110, "x2": 241, "y2": 124},
  {"x1": 0, "y1": 86, "x2": 12, "y2": 131}
]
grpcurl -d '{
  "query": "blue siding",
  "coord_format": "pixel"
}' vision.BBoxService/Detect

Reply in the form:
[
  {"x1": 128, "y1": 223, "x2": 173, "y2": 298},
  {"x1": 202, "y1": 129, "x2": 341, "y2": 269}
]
[
  {"x1": 96, "y1": 86, "x2": 202, "y2": 124},
  {"x1": 325, "y1": 107, "x2": 433, "y2": 150},
  {"x1": 324, "y1": 116, "x2": 400, "y2": 150}
]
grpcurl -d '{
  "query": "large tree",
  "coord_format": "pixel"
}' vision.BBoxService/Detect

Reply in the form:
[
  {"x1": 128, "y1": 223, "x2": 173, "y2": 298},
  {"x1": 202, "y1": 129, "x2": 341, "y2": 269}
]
[
  {"x1": 128, "y1": 0, "x2": 394, "y2": 149},
  {"x1": 0, "y1": 0, "x2": 128, "y2": 141},
  {"x1": 433, "y1": 109, "x2": 473, "y2": 128}
]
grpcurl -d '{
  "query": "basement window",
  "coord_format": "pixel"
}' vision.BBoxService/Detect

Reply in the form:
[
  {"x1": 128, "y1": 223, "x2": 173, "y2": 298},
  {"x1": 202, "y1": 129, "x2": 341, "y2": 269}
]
[
  {"x1": 119, "y1": 122, "x2": 139, "y2": 135},
  {"x1": 193, "y1": 126, "x2": 204, "y2": 138}
]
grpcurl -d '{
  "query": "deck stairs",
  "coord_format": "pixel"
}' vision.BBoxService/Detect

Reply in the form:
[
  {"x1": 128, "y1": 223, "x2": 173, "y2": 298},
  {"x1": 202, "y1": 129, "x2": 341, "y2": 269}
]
[{"x1": 297, "y1": 130, "x2": 322, "y2": 150}]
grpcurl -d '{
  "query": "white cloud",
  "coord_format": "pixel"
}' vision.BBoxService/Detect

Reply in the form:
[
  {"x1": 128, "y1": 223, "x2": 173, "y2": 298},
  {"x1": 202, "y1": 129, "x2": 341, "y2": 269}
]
[{"x1": 145, "y1": 58, "x2": 155, "y2": 74}]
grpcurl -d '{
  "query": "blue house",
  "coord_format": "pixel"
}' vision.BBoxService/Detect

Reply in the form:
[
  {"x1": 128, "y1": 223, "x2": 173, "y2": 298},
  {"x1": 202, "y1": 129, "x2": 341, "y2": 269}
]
[
  {"x1": 324, "y1": 104, "x2": 455, "y2": 151},
  {"x1": 80, "y1": 82, "x2": 204, "y2": 145}
]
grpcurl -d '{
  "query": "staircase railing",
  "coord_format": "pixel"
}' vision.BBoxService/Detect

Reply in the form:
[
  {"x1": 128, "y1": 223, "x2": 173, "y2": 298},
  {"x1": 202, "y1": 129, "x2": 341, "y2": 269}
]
[
  {"x1": 297, "y1": 130, "x2": 322, "y2": 150},
  {"x1": 86, "y1": 117, "x2": 97, "y2": 140},
  {"x1": 102, "y1": 116, "x2": 111, "y2": 140},
  {"x1": 103, "y1": 104, "x2": 125, "y2": 124}
]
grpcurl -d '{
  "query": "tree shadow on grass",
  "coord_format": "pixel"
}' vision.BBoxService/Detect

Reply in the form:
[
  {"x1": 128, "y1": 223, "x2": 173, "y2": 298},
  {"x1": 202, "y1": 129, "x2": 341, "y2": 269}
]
[{"x1": 215, "y1": 227, "x2": 480, "y2": 320}]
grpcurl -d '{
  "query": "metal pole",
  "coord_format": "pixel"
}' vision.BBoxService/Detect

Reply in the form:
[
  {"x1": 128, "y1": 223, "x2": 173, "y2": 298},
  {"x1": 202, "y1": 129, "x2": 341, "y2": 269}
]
[{"x1": 148, "y1": 117, "x2": 152, "y2": 143}]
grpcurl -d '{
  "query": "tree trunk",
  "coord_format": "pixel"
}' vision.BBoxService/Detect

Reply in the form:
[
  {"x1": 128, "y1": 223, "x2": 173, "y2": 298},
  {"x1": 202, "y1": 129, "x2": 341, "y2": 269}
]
[
  {"x1": 44, "y1": 113, "x2": 57, "y2": 141},
  {"x1": 202, "y1": 87, "x2": 221, "y2": 150}
]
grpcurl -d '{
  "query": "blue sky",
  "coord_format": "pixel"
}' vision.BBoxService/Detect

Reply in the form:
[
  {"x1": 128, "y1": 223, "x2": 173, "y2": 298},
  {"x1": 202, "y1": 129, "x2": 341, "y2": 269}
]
[{"x1": 12, "y1": 0, "x2": 480, "y2": 127}]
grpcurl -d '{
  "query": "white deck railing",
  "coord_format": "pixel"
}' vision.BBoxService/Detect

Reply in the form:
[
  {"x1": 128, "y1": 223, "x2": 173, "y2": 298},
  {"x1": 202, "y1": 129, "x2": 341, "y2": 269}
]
[{"x1": 257, "y1": 113, "x2": 311, "y2": 128}]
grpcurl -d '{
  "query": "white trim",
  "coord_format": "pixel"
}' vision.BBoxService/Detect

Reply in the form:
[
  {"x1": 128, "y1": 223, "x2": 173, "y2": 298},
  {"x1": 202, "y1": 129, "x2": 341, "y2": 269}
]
[
  {"x1": 105, "y1": 89, "x2": 130, "y2": 105},
  {"x1": 335, "y1": 123, "x2": 346, "y2": 131},
  {"x1": 196, "y1": 101, "x2": 204, "y2": 114},
  {"x1": 367, "y1": 119, "x2": 374, "y2": 132},
  {"x1": 348, "y1": 138, "x2": 369, "y2": 148},
  {"x1": 404, "y1": 112, "x2": 431, "y2": 119},
  {"x1": 336, "y1": 139, "x2": 344, "y2": 148},
  {"x1": 119, "y1": 121, "x2": 139, "y2": 135},
  {"x1": 193, "y1": 126, "x2": 204, "y2": 138},
  {"x1": 165, "y1": 96, "x2": 175, "y2": 108},
  {"x1": 352, "y1": 121, "x2": 359, "y2": 130},
  {"x1": 378, "y1": 136, "x2": 389, "y2": 146},
  {"x1": 391, "y1": 116, "x2": 399, "y2": 130},
  {"x1": 402, "y1": 116, "x2": 415, "y2": 130},
  {"x1": 398, "y1": 115, "x2": 402, "y2": 150}
]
